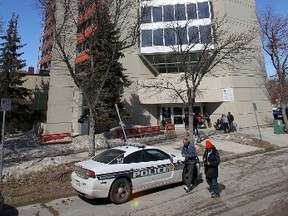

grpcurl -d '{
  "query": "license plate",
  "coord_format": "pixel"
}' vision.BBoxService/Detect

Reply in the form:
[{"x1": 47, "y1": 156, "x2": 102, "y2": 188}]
[{"x1": 75, "y1": 180, "x2": 80, "y2": 187}]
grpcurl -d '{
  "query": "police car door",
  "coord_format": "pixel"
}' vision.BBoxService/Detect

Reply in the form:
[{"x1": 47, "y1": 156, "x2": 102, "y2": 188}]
[
  {"x1": 144, "y1": 149, "x2": 174, "y2": 186},
  {"x1": 123, "y1": 150, "x2": 153, "y2": 191}
]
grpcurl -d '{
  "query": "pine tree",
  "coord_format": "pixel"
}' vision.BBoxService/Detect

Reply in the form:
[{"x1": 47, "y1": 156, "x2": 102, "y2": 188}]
[
  {"x1": 0, "y1": 13, "x2": 32, "y2": 131},
  {"x1": 77, "y1": 1, "x2": 131, "y2": 127}
]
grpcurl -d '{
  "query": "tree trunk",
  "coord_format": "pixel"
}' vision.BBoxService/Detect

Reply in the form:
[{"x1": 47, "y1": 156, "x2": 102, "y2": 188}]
[
  {"x1": 88, "y1": 111, "x2": 96, "y2": 157},
  {"x1": 187, "y1": 88, "x2": 195, "y2": 143},
  {"x1": 281, "y1": 103, "x2": 288, "y2": 133}
]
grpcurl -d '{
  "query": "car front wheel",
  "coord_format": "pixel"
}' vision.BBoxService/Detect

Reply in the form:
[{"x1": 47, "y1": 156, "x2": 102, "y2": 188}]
[{"x1": 109, "y1": 178, "x2": 132, "y2": 204}]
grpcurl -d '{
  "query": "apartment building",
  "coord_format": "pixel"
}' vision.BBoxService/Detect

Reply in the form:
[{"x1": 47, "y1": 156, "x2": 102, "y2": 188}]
[{"x1": 38, "y1": 0, "x2": 272, "y2": 134}]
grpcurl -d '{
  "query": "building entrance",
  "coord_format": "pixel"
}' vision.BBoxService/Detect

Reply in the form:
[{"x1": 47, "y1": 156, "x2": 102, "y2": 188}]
[{"x1": 161, "y1": 105, "x2": 203, "y2": 127}]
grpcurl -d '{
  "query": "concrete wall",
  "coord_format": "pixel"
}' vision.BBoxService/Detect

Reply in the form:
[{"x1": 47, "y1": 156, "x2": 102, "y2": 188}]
[{"x1": 44, "y1": 0, "x2": 81, "y2": 134}]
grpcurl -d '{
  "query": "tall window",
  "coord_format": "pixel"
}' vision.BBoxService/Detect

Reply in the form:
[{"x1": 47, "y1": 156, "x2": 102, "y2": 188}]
[
  {"x1": 142, "y1": 30, "x2": 152, "y2": 47},
  {"x1": 198, "y1": 2, "x2": 210, "y2": 19},
  {"x1": 164, "y1": 28, "x2": 176, "y2": 46},
  {"x1": 176, "y1": 27, "x2": 188, "y2": 45},
  {"x1": 142, "y1": 7, "x2": 152, "y2": 23},
  {"x1": 187, "y1": 3, "x2": 197, "y2": 19},
  {"x1": 200, "y1": 25, "x2": 212, "y2": 43},
  {"x1": 164, "y1": 5, "x2": 174, "y2": 22},
  {"x1": 175, "y1": 4, "x2": 186, "y2": 21},
  {"x1": 153, "y1": 29, "x2": 164, "y2": 46},
  {"x1": 153, "y1": 7, "x2": 162, "y2": 22},
  {"x1": 188, "y1": 27, "x2": 200, "y2": 43}
]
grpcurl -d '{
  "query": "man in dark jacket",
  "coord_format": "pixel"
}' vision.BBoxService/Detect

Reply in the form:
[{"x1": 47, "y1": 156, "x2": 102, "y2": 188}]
[
  {"x1": 203, "y1": 140, "x2": 220, "y2": 198},
  {"x1": 181, "y1": 138, "x2": 197, "y2": 193},
  {"x1": 227, "y1": 112, "x2": 234, "y2": 132}
]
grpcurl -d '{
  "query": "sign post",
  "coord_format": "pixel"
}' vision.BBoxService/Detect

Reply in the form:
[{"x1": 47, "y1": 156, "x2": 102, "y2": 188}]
[
  {"x1": 115, "y1": 104, "x2": 127, "y2": 142},
  {"x1": 253, "y1": 103, "x2": 262, "y2": 141},
  {"x1": 0, "y1": 98, "x2": 11, "y2": 183}
]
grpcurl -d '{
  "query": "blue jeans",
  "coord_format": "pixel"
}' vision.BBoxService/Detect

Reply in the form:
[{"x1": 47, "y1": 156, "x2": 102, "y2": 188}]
[
  {"x1": 206, "y1": 176, "x2": 219, "y2": 195},
  {"x1": 193, "y1": 125, "x2": 198, "y2": 136}
]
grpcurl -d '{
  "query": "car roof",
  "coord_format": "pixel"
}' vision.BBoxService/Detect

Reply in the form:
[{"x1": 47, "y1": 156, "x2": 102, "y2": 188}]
[{"x1": 113, "y1": 143, "x2": 161, "y2": 156}]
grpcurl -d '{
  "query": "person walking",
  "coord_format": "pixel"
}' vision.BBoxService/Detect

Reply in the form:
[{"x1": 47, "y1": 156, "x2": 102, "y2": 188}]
[
  {"x1": 193, "y1": 114, "x2": 199, "y2": 136},
  {"x1": 181, "y1": 138, "x2": 197, "y2": 193},
  {"x1": 203, "y1": 140, "x2": 220, "y2": 198}
]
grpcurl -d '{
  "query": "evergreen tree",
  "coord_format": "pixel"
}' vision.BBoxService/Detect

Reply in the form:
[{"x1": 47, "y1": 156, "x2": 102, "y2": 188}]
[
  {"x1": 77, "y1": 1, "x2": 131, "y2": 128},
  {"x1": 0, "y1": 13, "x2": 32, "y2": 131}
]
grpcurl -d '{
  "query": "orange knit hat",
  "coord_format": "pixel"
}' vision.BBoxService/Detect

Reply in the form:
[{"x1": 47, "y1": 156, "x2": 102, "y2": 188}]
[{"x1": 206, "y1": 140, "x2": 213, "y2": 149}]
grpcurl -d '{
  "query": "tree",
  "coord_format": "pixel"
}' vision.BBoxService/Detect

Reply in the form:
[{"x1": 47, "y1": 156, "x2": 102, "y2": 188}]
[
  {"x1": 0, "y1": 13, "x2": 32, "y2": 131},
  {"x1": 259, "y1": 5, "x2": 288, "y2": 132},
  {"x1": 265, "y1": 78, "x2": 288, "y2": 106},
  {"x1": 36, "y1": 0, "x2": 140, "y2": 156},
  {"x1": 140, "y1": 9, "x2": 258, "y2": 141}
]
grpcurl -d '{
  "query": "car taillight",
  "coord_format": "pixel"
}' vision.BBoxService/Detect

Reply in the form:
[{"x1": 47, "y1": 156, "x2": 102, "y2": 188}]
[
  {"x1": 87, "y1": 170, "x2": 96, "y2": 178},
  {"x1": 74, "y1": 165, "x2": 96, "y2": 178}
]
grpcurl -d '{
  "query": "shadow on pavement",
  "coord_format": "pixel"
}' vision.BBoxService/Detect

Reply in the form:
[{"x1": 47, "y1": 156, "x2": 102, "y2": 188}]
[
  {"x1": 0, "y1": 205, "x2": 18, "y2": 216},
  {"x1": 219, "y1": 183, "x2": 226, "y2": 193}
]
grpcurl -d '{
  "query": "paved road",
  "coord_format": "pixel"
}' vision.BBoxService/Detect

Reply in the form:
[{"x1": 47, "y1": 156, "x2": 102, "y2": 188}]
[{"x1": 1, "y1": 147, "x2": 288, "y2": 216}]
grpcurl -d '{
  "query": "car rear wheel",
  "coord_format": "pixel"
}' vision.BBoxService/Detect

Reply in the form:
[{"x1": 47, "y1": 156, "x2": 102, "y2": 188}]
[{"x1": 109, "y1": 178, "x2": 131, "y2": 204}]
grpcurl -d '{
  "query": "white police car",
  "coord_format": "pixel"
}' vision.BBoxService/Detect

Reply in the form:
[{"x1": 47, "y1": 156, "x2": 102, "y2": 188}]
[{"x1": 71, "y1": 143, "x2": 200, "y2": 204}]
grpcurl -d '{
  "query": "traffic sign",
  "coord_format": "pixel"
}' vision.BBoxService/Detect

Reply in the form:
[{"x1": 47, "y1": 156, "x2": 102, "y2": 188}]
[{"x1": 1, "y1": 98, "x2": 11, "y2": 111}]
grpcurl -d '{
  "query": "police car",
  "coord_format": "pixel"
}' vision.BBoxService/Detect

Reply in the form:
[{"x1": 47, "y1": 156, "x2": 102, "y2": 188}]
[{"x1": 71, "y1": 143, "x2": 200, "y2": 204}]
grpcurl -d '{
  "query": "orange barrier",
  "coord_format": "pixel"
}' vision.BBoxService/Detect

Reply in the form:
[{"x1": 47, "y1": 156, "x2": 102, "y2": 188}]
[
  {"x1": 117, "y1": 126, "x2": 163, "y2": 139},
  {"x1": 40, "y1": 132, "x2": 72, "y2": 145}
]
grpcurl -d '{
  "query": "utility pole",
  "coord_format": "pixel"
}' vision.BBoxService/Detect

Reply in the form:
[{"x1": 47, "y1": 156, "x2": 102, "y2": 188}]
[{"x1": 0, "y1": 98, "x2": 11, "y2": 183}]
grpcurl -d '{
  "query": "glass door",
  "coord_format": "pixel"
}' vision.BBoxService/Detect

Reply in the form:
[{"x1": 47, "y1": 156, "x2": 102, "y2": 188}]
[{"x1": 173, "y1": 107, "x2": 184, "y2": 127}]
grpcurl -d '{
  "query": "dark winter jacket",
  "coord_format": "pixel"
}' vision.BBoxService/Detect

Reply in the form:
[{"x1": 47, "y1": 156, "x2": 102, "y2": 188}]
[{"x1": 203, "y1": 147, "x2": 220, "y2": 178}]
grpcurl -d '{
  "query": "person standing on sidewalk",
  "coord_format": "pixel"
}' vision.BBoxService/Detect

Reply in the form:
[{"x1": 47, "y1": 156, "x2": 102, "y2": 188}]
[
  {"x1": 227, "y1": 112, "x2": 234, "y2": 132},
  {"x1": 203, "y1": 140, "x2": 220, "y2": 198},
  {"x1": 221, "y1": 114, "x2": 229, "y2": 133},
  {"x1": 181, "y1": 138, "x2": 197, "y2": 193}
]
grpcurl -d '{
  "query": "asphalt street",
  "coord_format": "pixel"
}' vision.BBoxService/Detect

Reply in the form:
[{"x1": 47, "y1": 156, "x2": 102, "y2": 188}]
[{"x1": 1, "y1": 126, "x2": 287, "y2": 216}]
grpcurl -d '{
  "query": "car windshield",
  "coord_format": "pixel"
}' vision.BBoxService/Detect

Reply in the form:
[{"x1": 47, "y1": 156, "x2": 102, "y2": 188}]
[{"x1": 92, "y1": 149, "x2": 125, "y2": 164}]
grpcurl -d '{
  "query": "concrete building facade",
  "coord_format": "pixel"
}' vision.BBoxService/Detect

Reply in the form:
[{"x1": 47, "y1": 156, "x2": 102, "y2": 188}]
[{"x1": 38, "y1": 0, "x2": 272, "y2": 134}]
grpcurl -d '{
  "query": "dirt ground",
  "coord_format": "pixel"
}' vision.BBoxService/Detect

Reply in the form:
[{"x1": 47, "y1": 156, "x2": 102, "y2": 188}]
[
  {"x1": 0, "y1": 162, "x2": 77, "y2": 207},
  {"x1": 0, "y1": 130, "x2": 279, "y2": 208}
]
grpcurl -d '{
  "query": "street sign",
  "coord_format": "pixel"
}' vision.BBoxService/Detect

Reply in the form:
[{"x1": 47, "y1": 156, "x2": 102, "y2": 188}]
[
  {"x1": 253, "y1": 103, "x2": 257, "y2": 111},
  {"x1": 1, "y1": 98, "x2": 11, "y2": 111}
]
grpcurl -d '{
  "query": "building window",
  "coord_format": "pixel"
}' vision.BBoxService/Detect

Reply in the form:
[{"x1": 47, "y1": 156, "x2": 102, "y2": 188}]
[
  {"x1": 175, "y1": 4, "x2": 186, "y2": 21},
  {"x1": 188, "y1": 26, "x2": 200, "y2": 43},
  {"x1": 198, "y1": 2, "x2": 210, "y2": 19},
  {"x1": 142, "y1": 30, "x2": 152, "y2": 47},
  {"x1": 164, "y1": 5, "x2": 174, "y2": 22},
  {"x1": 142, "y1": 7, "x2": 152, "y2": 23},
  {"x1": 200, "y1": 25, "x2": 212, "y2": 43},
  {"x1": 153, "y1": 7, "x2": 162, "y2": 22},
  {"x1": 164, "y1": 28, "x2": 176, "y2": 46},
  {"x1": 176, "y1": 27, "x2": 188, "y2": 45},
  {"x1": 187, "y1": 3, "x2": 197, "y2": 19},
  {"x1": 153, "y1": 29, "x2": 163, "y2": 46}
]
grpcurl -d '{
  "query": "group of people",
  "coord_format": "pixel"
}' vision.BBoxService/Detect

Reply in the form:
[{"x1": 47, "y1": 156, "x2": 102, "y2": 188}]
[
  {"x1": 184, "y1": 113, "x2": 211, "y2": 136},
  {"x1": 213, "y1": 112, "x2": 235, "y2": 133},
  {"x1": 181, "y1": 138, "x2": 221, "y2": 198}
]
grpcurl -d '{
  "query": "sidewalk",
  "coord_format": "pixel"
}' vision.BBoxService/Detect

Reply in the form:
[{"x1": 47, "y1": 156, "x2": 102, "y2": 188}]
[{"x1": 157, "y1": 126, "x2": 287, "y2": 160}]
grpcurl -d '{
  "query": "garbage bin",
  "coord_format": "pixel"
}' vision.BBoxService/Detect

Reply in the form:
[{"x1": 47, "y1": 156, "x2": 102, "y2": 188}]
[{"x1": 273, "y1": 119, "x2": 284, "y2": 134}]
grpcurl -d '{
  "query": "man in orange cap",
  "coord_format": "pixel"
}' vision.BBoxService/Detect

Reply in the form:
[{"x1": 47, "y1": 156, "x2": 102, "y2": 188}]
[{"x1": 203, "y1": 140, "x2": 220, "y2": 198}]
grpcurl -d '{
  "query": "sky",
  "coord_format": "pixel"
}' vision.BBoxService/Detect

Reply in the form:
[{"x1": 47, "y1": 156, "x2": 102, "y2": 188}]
[{"x1": 0, "y1": 0, "x2": 287, "y2": 73}]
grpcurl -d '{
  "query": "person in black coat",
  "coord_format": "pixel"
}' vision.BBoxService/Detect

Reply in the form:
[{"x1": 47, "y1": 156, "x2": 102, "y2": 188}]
[{"x1": 203, "y1": 140, "x2": 220, "y2": 198}]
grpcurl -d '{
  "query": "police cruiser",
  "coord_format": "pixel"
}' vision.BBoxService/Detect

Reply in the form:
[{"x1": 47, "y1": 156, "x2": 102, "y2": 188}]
[{"x1": 71, "y1": 142, "x2": 200, "y2": 204}]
